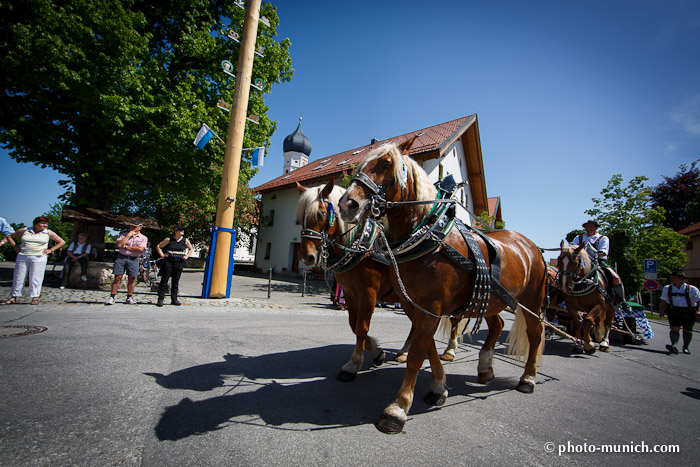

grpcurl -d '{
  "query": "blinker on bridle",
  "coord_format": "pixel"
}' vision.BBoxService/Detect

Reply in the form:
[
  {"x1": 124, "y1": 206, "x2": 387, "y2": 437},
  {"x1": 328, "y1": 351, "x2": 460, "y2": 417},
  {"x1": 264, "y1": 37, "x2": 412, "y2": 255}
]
[{"x1": 350, "y1": 160, "x2": 407, "y2": 218}]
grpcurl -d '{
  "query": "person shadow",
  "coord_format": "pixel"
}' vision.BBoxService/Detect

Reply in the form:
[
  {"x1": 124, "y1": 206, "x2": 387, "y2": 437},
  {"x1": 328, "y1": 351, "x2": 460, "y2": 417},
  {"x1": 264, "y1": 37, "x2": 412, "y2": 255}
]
[{"x1": 147, "y1": 343, "x2": 530, "y2": 440}]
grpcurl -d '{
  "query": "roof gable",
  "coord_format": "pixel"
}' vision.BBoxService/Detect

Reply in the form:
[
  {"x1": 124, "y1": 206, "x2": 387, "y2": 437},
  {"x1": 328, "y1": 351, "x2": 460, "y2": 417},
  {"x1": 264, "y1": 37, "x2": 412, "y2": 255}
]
[{"x1": 255, "y1": 115, "x2": 476, "y2": 193}]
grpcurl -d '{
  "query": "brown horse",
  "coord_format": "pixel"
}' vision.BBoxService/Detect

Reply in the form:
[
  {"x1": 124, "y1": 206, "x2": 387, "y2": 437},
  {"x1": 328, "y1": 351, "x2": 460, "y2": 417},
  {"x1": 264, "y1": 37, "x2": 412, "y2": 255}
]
[
  {"x1": 296, "y1": 180, "x2": 396, "y2": 381},
  {"x1": 557, "y1": 241, "x2": 615, "y2": 353},
  {"x1": 338, "y1": 138, "x2": 547, "y2": 434},
  {"x1": 296, "y1": 180, "x2": 464, "y2": 381}
]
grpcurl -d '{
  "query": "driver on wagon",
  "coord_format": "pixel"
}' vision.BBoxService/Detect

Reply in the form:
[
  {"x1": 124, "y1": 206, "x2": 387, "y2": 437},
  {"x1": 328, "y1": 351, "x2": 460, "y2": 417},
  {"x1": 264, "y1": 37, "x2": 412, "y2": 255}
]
[{"x1": 570, "y1": 220, "x2": 632, "y2": 313}]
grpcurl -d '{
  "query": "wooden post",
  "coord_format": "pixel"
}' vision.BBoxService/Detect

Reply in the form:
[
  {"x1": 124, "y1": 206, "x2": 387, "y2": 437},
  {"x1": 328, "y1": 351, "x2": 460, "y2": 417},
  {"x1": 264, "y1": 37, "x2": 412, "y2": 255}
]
[{"x1": 209, "y1": 0, "x2": 262, "y2": 298}]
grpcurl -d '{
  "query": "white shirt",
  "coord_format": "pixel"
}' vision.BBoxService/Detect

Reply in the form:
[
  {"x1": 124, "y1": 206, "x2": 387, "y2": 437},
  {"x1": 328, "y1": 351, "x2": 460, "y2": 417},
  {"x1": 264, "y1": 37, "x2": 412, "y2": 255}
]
[
  {"x1": 571, "y1": 233, "x2": 609, "y2": 260},
  {"x1": 661, "y1": 283, "x2": 700, "y2": 308}
]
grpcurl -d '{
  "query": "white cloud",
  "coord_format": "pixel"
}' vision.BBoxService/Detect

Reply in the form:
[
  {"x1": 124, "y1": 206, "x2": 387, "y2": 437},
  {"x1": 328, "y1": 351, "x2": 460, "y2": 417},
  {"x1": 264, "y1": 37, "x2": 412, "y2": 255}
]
[{"x1": 671, "y1": 94, "x2": 700, "y2": 136}]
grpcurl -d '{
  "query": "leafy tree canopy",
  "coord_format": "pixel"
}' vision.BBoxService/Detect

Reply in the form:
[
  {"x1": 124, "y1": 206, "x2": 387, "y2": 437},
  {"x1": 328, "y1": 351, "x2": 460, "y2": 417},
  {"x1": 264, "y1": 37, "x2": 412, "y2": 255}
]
[
  {"x1": 0, "y1": 0, "x2": 292, "y2": 242},
  {"x1": 584, "y1": 174, "x2": 687, "y2": 293},
  {"x1": 650, "y1": 160, "x2": 700, "y2": 232}
]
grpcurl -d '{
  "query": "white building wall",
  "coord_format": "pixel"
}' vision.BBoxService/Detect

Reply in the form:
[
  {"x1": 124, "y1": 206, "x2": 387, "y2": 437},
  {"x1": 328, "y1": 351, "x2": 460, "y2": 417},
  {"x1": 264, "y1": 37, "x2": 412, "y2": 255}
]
[
  {"x1": 255, "y1": 189, "x2": 303, "y2": 272},
  {"x1": 421, "y1": 141, "x2": 474, "y2": 225}
]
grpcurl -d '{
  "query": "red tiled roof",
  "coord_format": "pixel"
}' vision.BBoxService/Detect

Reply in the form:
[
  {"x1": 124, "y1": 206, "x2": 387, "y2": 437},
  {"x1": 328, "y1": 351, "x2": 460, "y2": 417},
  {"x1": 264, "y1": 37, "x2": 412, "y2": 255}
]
[
  {"x1": 678, "y1": 221, "x2": 700, "y2": 235},
  {"x1": 254, "y1": 115, "x2": 475, "y2": 193}
]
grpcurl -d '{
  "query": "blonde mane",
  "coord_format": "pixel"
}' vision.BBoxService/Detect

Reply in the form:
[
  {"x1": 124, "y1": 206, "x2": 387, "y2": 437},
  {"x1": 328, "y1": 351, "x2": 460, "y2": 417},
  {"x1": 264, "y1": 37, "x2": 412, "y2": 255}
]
[
  {"x1": 296, "y1": 183, "x2": 352, "y2": 238},
  {"x1": 561, "y1": 243, "x2": 594, "y2": 276},
  {"x1": 359, "y1": 142, "x2": 437, "y2": 219}
]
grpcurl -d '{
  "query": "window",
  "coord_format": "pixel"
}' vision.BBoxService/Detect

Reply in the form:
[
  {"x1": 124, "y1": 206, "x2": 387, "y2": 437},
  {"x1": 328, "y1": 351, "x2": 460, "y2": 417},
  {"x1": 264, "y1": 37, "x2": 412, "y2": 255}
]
[
  {"x1": 687, "y1": 241, "x2": 694, "y2": 251},
  {"x1": 268, "y1": 210, "x2": 275, "y2": 226},
  {"x1": 264, "y1": 242, "x2": 271, "y2": 260}
]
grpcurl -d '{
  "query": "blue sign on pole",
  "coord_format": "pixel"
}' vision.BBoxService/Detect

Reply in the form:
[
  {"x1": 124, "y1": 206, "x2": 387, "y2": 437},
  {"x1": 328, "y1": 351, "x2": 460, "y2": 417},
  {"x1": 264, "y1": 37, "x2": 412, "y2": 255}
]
[{"x1": 644, "y1": 259, "x2": 658, "y2": 274}]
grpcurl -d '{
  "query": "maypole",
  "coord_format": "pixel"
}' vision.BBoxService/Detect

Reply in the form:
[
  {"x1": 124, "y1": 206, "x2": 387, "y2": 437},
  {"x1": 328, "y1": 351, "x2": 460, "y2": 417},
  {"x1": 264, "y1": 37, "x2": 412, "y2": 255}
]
[{"x1": 208, "y1": 0, "x2": 262, "y2": 298}]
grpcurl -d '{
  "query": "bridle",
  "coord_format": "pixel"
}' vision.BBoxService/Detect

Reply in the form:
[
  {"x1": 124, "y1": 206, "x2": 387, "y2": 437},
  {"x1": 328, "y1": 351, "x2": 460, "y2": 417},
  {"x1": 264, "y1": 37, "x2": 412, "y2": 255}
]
[
  {"x1": 300, "y1": 194, "x2": 377, "y2": 272},
  {"x1": 300, "y1": 196, "x2": 336, "y2": 267},
  {"x1": 556, "y1": 247, "x2": 601, "y2": 295},
  {"x1": 349, "y1": 158, "x2": 407, "y2": 218}
]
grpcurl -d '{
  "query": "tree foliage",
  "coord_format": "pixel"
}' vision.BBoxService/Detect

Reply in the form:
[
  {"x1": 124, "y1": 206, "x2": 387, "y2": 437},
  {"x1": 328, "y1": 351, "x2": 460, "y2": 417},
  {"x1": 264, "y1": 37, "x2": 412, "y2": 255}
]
[
  {"x1": 584, "y1": 174, "x2": 688, "y2": 293},
  {"x1": 0, "y1": 0, "x2": 292, "y2": 241},
  {"x1": 650, "y1": 160, "x2": 700, "y2": 232}
]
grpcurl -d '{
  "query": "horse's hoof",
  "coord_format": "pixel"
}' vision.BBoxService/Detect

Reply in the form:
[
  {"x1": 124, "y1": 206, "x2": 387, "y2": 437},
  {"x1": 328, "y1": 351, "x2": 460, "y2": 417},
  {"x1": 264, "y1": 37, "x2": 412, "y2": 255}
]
[
  {"x1": 440, "y1": 353, "x2": 455, "y2": 362},
  {"x1": 394, "y1": 353, "x2": 408, "y2": 363},
  {"x1": 424, "y1": 391, "x2": 447, "y2": 406},
  {"x1": 516, "y1": 381, "x2": 535, "y2": 394},
  {"x1": 336, "y1": 370, "x2": 357, "y2": 382},
  {"x1": 584, "y1": 347, "x2": 596, "y2": 355},
  {"x1": 477, "y1": 370, "x2": 494, "y2": 384},
  {"x1": 599, "y1": 346, "x2": 610, "y2": 353},
  {"x1": 572, "y1": 346, "x2": 584, "y2": 354},
  {"x1": 375, "y1": 413, "x2": 405, "y2": 434},
  {"x1": 373, "y1": 350, "x2": 386, "y2": 366}
]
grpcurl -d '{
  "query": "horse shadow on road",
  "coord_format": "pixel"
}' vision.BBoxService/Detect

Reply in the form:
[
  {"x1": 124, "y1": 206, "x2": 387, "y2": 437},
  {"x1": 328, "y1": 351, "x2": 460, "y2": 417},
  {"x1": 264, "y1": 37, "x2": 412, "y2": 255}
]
[{"x1": 147, "y1": 344, "x2": 526, "y2": 440}]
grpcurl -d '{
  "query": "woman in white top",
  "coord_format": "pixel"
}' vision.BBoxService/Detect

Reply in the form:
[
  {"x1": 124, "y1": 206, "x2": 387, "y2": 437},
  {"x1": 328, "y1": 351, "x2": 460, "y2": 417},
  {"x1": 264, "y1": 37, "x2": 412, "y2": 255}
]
[{"x1": 0, "y1": 216, "x2": 65, "y2": 305}]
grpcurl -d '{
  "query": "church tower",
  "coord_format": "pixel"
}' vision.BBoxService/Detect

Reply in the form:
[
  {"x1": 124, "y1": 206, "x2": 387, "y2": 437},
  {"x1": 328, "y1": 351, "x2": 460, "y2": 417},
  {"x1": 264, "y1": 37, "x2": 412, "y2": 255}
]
[{"x1": 282, "y1": 117, "x2": 312, "y2": 174}]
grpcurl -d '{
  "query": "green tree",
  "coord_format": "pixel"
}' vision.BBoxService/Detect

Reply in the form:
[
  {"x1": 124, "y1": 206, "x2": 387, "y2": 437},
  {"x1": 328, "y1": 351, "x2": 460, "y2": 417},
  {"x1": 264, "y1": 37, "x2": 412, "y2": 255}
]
[
  {"x1": 585, "y1": 174, "x2": 687, "y2": 293},
  {"x1": 0, "y1": 0, "x2": 292, "y2": 240}
]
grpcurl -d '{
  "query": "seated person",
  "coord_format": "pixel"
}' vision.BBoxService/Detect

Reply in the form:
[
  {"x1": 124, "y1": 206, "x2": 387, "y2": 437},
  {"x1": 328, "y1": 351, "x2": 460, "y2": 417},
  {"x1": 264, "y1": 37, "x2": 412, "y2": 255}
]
[
  {"x1": 571, "y1": 220, "x2": 631, "y2": 313},
  {"x1": 60, "y1": 233, "x2": 92, "y2": 289}
]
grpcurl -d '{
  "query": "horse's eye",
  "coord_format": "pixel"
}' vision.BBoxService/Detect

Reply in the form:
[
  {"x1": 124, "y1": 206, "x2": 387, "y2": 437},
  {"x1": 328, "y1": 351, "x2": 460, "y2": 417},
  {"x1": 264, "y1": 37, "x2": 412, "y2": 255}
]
[
  {"x1": 317, "y1": 211, "x2": 325, "y2": 220},
  {"x1": 381, "y1": 159, "x2": 392, "y2": 170}
]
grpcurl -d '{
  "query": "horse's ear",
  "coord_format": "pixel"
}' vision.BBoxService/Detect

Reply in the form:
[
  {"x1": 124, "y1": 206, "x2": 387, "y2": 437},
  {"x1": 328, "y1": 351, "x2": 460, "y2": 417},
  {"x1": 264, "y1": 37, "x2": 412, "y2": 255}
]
[
  {"x1": 398, "y1": 135, "x2": 418, "y2": 155},
  {"x1": 574, "y1": 243, "x2": 585, "y2": 253},
  {"x1": 321, "y1": 178, "x2": 335, "y2": 199},
  {"x1": 296, "y1": 181, "x2": 307, "y2": 193},
  {"x1": 560, "y1": 240, "x2": 566, "y2": 249}
]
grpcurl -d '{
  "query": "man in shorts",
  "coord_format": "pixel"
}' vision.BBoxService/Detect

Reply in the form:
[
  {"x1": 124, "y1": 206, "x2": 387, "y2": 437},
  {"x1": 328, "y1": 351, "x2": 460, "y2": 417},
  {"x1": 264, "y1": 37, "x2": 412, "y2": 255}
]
[
  {"x1": 106, "y1": 219, "x2": 148, "y2": 305},
  {"x1": 659, "y1": 270, "x2": 700, "y2": 354}
]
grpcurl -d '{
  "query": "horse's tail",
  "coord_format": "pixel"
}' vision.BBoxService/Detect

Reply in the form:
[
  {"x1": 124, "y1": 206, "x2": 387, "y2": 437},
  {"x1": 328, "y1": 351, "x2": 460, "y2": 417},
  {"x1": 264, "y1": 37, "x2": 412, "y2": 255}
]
[
  {"x1": 506, "y1": 306, "x2": 545, "y2": 365},
  {"x1": 436, "y1": 317, "x2": 468, "y2": 341}
]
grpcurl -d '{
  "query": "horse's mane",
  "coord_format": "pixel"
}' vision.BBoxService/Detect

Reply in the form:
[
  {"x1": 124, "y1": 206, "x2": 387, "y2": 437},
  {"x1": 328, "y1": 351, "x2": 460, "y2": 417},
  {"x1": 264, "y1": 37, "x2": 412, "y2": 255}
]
[
  {"x1": 561, "y1": 243, "x2": 594, "y2": 275},
  {"x1": 296, "y1": 183, "x2": 352, "y2": 238},
  {"x1": 359, "y1": 142, "x2": 437, "y2": 219}
]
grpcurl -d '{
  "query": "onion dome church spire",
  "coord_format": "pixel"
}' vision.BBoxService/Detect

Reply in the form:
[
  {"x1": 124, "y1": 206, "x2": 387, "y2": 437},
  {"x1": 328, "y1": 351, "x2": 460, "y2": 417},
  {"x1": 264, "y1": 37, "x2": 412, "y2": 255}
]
[{"x1": 282, "y1": 117, "x2": 312, "y2": 174}]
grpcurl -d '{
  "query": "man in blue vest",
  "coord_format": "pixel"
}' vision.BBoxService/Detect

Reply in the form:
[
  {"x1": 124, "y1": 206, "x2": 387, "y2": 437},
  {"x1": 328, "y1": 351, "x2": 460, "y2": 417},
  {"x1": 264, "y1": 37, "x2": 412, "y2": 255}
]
[
  {"x1": 659, "y1": 270, "x2": 700, "y2": 354},
  {"x1": 571, "y1": 220, "x2": 631, "y2": 313}
]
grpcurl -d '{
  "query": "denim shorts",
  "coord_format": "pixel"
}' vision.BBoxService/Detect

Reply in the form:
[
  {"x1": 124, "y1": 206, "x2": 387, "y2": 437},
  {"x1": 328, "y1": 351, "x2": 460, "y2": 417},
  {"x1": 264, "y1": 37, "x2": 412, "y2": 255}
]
[{"x1": 113, "y1": 254, "x2": 139, "y2": 277}]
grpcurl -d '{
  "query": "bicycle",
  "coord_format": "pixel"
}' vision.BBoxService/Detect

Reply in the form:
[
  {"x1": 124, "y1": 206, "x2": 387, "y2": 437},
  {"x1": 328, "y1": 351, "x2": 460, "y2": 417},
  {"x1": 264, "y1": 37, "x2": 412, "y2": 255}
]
[{"x1": 138, "y1": 256, "x2": 160, "y2": 287}]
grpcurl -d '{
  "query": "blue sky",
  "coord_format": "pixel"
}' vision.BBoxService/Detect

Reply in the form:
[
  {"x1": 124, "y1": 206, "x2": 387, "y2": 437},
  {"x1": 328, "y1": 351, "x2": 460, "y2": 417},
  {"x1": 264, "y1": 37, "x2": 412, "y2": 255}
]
[{"x1": 3, "y1": 0, "x2": 700, "y2": 261}]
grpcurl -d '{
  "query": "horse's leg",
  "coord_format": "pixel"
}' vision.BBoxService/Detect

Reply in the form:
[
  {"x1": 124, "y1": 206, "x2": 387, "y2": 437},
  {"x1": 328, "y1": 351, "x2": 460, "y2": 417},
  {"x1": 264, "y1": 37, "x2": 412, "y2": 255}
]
[
  {"x1": 424, "y1": 338, "x2": 448, "y2": 406},
  {"x1": 376, "y1": 317, "x2": 438, "y2": 434},
  {"x1": 516, "y1": 309, "x2": 544, "y2": 394},
  {"x1": 337, "y1": 292, "x2": 383, "y2": 381},
  {"x1": 599, "y1": 307, "x2": 614, "y2": 352},
  {"x1": 395, "y1": 323, "x2": 414, "y2": 363},
  {"x1": 569, "y1": 309, "x2": 584, "y2": 354},
  {"x1": 580, "y1": 305, "x2": 603, "y2": 355},
  {"x1": 440, "y1": 317, "x2": 461, "y2": 362},
  {"x1": 477, "y1": 314, "x2": 503, "y2": 384}
]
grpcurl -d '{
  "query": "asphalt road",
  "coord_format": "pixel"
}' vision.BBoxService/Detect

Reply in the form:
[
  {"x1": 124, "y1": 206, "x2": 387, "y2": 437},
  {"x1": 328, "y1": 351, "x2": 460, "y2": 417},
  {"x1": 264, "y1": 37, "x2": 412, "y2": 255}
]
[{"x1": 1, "y1": 262, "x2": 699, "y2": 466}]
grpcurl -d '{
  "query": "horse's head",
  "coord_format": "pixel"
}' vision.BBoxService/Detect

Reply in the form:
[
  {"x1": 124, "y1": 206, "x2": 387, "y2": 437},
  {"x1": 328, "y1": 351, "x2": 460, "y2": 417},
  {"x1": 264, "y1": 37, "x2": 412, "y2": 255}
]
[
  {"x1": 338, "y1": 135, "x2": 436, "y2": 227},
  {"x1": 295, "y1": 178, "x2": 348, "y2": 267},
  {"x1": 557, "y1": 240, "x2": 591, "y2": 293}
]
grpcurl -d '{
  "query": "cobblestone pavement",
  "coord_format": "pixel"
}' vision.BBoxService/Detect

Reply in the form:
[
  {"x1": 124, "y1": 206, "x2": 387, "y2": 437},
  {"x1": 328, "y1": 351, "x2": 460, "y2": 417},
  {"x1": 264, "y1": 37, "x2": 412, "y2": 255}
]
[{"x1": 0, "y1": 262, "x2": 351, "y2": 314}]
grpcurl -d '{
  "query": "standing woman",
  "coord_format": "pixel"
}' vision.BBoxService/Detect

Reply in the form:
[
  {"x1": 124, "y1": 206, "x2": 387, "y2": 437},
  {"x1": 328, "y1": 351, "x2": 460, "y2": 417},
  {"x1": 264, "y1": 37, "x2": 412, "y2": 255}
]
[
  {"x1": 155, "y1": 226, "x2": 193, "y2": 307},
  {"x1": 0, "y1": 216, "x2": 65, "y2": 305}
]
